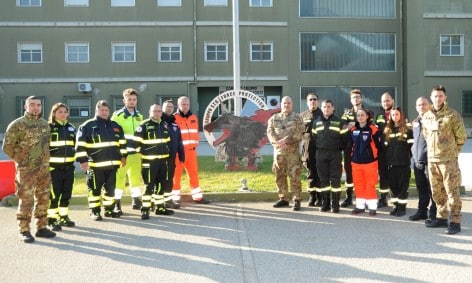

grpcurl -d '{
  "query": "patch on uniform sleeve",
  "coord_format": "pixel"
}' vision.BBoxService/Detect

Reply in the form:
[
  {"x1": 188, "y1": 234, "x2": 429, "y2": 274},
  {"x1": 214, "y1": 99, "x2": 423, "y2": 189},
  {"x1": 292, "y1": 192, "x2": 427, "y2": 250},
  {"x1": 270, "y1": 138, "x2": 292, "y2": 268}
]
[
  {"x1": 136, "y1": 126, "x2": 143, "y2": 133},
  {"x1": 77, "y1": 129, "x2": 83, "y2": 138},
  {"x1": 113, "y1": 127, "x2": 121, "y2": 133}
]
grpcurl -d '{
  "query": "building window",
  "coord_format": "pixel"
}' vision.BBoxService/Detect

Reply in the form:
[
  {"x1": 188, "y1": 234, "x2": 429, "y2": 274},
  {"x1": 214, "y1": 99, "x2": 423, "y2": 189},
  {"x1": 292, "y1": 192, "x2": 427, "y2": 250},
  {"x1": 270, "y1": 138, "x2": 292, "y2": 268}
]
[
  {"x1": 112, "y1": 42, "x2": 136, "y2": 62},
  {"x1": 158, "y1": 42, "x2": 182, "y2": 62},
  {"x1": 65, "y1": 43, "x2": 89, "y2": 63},
  {"x1": 462, "y1": 91, "x2": 472, "y2": 116},
  {"x1": 64, "y1": 0, "x2": 88, "y2": 6},
  {"x1": 157, "y1": 0, "x2": 181, "y2": 6},
  {"x1": 205, "y1": 42, "x2": 228, "y2": 62},
  {"x1": 204, "y1": 0, "x2": 227, "y2": 6},
  {"x1": 17, "y1": 0, "x2": 41, "y2": 6},
  {"x1": 300, "y1": 32, "x2": 396, "y2": 71},
  {"x1": 440, "y1": 34, "x2": 464, "y2": 56},
  {"x1": 111, "y1": 0, "x2": 135, "y2": 7},
  {"x1": 111, "y1": 96, "x2": 125, "y2": 111},
  {"x1": 300, "y1": 86, "x2": 395, "y2": 114},
  {"x1": 250, "y1": 42, "x2": 273, "y2": 61},
  {"x1": 16, "y1": 96, "x2": 46, "y2": 117},
  {"x1": 66, "y1": 97, "x2": 92, "y2": 118},
  {"x1": 299, "y1": 0, "x2": 396, "y2": 18},
  {"x1": 18, "y1": 43, "x2": 42, "y2": 63},
  {"x1": 250, "y1": 0, "x2": 272, "y2": 7}
]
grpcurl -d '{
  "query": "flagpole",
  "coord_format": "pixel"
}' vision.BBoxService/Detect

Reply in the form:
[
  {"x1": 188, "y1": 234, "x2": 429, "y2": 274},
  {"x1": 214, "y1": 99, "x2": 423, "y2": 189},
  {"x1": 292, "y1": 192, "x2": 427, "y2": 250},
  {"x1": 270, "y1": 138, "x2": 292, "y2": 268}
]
[{"x1": 232, "y1": 0, "x2": 241, "y2": 116}]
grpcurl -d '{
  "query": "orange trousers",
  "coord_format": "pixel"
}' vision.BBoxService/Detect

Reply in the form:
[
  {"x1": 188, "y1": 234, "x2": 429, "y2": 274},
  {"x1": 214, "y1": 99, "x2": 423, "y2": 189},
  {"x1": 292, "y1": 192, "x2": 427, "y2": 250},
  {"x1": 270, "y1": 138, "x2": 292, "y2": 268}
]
[
  {"x1": 351, "y1": 161, "x2": 378, "y2": 200},
  {"x1": 173, "y1": 148, "x2": 199, "y2": 190}
]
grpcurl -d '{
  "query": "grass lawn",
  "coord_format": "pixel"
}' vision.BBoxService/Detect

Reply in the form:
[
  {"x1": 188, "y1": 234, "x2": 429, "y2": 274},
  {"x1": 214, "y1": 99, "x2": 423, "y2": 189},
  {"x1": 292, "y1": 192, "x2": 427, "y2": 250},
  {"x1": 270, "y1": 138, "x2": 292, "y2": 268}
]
[
  {"x1": 72, "y1": 156, "x2": 280, "y2": 195},
  {"x1": 72, "y1": 156, "x2": 416, "y2": 196}
]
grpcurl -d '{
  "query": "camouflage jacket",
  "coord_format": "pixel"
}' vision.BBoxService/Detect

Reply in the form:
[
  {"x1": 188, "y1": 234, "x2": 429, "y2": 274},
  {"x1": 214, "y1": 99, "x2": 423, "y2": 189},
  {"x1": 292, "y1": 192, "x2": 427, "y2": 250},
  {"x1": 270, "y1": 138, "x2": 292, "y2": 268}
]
[
  {"x1": 2, "y1": 112, "x2": 50, "y2": 168},
  {"x1": 422, "y1": 104, "x2": 467, "y2": 162},
  {"x1": 267, "y1": 111, "x2": 304, "y2": 154}
]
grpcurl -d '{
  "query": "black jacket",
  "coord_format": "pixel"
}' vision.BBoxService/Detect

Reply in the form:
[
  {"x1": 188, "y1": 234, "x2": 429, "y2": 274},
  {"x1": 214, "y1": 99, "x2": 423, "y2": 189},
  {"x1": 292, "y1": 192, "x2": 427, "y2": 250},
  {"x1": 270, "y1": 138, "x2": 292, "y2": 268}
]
[
  {"x1": 75, "y1": 116, "x2": 127, "y2": 169},
  {"x1": 411, "y1": 116, "x2": 428, "y2": 164},
  {"x1": 312, "y1": 114, "x2": 347, "y2": 151},
  {"x1": 49, "y1": 120, "x2": 76, "y2": 168},
  {"x1": 385, "y1": 126, "x2": 413, "y2": 166},
  {"x1": 134, "y1": 118, "x2": 171, "y2": 162}
]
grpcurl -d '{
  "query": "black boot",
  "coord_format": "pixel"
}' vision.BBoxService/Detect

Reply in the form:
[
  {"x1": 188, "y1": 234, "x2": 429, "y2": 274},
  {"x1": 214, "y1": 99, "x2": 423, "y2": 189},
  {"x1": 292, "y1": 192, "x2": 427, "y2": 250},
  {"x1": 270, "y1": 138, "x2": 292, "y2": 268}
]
[
  {"x1": 141, "y1": 208, "x2": 150, "y2": 220},
  {"x1": 314, "y1": 192, "x2": 322, "y2": 207},
  {"x1": 389, "y1": 202, "x2": 398, "y2": 216},
  {"x1": 408, "y1": 209, "x2": 428, "y2": 221},
  {"x1": 395, "y1": 203, "x2": 406, "y2": 217},
  {"x1": 113, "y1": 199, "x2": 123, "y2": 216},
  {"x1": 132, "y1": 197, "x2": 142, "y2": 210},
  {"x1": 378, "y1": 193, "x2": 389, "y2": 208},
  {"x1": 307, "y1": 191, "x2": 316, "y2": 207},
  {"x1": 331, "y1": 192, "x2": 341, "y2": 213},
  {"x1": 48, "y1": 217, "x2": 62, "y2": 232},
  {"x1": 341, "y1": 187, "x2": 353, "y2": 208},
  {"x1": 320, "y1": 191, "x2": 331, "y2": 212}
]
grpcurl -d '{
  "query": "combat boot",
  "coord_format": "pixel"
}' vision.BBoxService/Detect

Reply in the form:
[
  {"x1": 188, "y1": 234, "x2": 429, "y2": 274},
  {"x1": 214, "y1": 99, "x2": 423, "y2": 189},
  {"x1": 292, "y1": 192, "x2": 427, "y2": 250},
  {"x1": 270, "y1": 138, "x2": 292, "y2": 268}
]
[
  {"x1": 395, "y1": 203, "x2": 406, "y2": 217},
  {"x1": 307, "y1": 191, "x2": 316, "y2": 207},
  {"x1": 19, "y1": 231, "x2": 35, "y2": 243},
  {"x1": 445, "y1": 222, "x2": 461, "y2": 235},
  {"x1": 165, "y1": 200, "x2": 181, "y2": 209},
  {"x1": 156, "y1": 205, "x2": 175, "y2": 215},
  {"x1": 59, "y1": 215, "x2": 76, "y2": 227},
  {"x1": 292, "y1": 200, "x2": 301, "y2": 211},
  {"x1": 90, "y1": 208, "x2": 102, "y2": 221},
  {"x1": 378, "y1": 193, "x2": 389, "y2": 208},
  {"x1": 320, "y1": 191, "x2": 331, "y2": 212},
  {"x1": 408, "y1": 209, "x2": 428, "y2": 221},
  {"x1": 314, "y1": 192, "x2": 322, "y2": 207},
  {"x1": 425, "y1": 218, "x2": 448, "y2": 228},
  {"x1": 35, "y1": 228, "x2": 56, "y2": 238},
  {"x1": 389, "y1": 202, "x2": 398, "y2": 216},
  {"x1": 113, "y1": 200, "x2": 123, "y2": 217},
  {"x1": 341, "y1": 187, "x2": 353, "y2": 208},
  {"x1": 48, "y1": 217, "x2": 62, "y2": 232},
  {"x1": 141, "y1": 209, "x2": 150, "y2": 220},
  {"x1": 331, "y1": 192, "x2": 341, "y2": 213},
  {"x1": 105, "y1": 209, "x2": 121, "y2": 218},
  {"x1": 132, "y1": 197, "x2": 142, "y2": 210}
]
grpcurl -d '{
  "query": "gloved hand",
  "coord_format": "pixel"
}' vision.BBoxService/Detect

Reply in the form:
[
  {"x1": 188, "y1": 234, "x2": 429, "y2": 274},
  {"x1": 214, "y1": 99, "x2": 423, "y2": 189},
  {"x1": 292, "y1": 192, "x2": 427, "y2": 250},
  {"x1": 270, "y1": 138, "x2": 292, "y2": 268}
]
[{"x1": 415, "y1": 162, "x2": 425, "y2": 170}]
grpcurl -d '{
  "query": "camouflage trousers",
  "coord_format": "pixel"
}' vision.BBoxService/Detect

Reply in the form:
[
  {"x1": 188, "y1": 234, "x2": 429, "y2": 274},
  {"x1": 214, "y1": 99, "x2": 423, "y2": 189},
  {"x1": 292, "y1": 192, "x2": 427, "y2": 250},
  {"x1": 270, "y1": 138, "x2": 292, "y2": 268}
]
[
  {"x1": 428, "y1": 160, "x2": 462, "y2": 223},
  {"x1": 272, "y1": 151, "x2": 302, "y2": 201},
  {"x1": 15, "y1": 164, "x2": 51, "y2": 233}
]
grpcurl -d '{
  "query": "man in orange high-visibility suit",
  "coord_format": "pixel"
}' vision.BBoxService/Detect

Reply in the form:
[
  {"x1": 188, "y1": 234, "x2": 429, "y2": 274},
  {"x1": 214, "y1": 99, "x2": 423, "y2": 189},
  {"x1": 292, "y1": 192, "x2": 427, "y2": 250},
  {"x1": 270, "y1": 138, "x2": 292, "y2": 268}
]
[{"x1": 172, "y1": 96, "x2": 209, "y2": 204}]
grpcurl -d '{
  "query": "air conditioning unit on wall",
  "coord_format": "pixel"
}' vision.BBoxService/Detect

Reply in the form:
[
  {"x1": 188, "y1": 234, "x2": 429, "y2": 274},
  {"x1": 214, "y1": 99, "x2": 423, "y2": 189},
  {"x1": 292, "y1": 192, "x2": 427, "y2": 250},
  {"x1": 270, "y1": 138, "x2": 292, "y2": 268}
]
[{"x1": 77, "y1": 82, "x2": 92, "y2": 93}]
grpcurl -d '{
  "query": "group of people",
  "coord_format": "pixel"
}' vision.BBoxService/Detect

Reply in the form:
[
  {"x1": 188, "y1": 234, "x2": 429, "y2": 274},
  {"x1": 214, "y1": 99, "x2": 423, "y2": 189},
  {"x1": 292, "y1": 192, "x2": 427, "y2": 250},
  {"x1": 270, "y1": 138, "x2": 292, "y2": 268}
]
[
  {"x1": 2, "y1": 85, "x2": 467, "y2": 243},
  {"x1": 267, "y1": 85, "x2": 466, "y2": 235},
  {"x1": 3, "y1": 89, "x2": 209, "y2": 243}
]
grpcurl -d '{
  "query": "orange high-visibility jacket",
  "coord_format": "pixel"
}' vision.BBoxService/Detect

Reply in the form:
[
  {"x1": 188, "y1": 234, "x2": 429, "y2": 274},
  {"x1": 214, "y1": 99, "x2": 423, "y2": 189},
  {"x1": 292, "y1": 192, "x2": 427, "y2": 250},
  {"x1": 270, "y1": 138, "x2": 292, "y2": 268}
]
[{"x1": 174, "y1": 111, "x2": 199, "y2": 151}]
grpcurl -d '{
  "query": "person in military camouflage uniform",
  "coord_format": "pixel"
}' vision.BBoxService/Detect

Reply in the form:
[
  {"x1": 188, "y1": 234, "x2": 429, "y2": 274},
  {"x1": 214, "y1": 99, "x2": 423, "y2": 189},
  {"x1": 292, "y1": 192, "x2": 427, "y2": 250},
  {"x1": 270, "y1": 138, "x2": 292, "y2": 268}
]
[
  {"x1": 2, "y1": 96, "x2": 56, "y2": 243},
  {"x1": 300, "y1": 93, "x2": 322, "y2": 207},
  {"x1": 267, "y1": 96, "x2": 304, "y2": 211},
  {"x1": 423, "y1": 85, "x2": 467, "y2": 235}
]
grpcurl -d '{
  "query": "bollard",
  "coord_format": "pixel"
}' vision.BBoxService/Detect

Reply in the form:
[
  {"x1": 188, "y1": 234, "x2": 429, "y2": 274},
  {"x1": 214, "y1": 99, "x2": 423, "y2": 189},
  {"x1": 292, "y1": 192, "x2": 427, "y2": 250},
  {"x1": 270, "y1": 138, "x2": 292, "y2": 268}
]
[{"x1": 0, "y1": 160, "x2": 15, "y2": 200}]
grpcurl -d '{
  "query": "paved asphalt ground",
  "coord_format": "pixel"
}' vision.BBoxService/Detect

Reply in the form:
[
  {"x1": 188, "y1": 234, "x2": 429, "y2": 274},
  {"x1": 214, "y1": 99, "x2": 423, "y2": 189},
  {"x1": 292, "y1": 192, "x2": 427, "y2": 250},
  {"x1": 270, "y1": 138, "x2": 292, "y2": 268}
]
[{"x1": 0, "y1": 137, "x2": 471, "y2": 282}]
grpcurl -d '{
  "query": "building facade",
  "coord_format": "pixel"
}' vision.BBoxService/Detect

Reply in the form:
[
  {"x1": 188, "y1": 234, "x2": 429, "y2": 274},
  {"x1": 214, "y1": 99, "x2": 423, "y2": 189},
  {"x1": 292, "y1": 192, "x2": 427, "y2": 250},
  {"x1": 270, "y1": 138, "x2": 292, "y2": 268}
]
[{"x1": 1, "y1": 0, "x2": 471, "y2": 132}]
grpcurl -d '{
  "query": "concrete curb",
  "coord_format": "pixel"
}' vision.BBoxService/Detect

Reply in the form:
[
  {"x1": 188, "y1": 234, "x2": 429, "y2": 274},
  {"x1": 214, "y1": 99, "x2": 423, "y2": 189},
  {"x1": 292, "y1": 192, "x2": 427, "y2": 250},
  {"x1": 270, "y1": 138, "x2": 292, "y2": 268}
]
[{"x1": 2, "y1": 187, "x2": 467, "y2": 207}]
